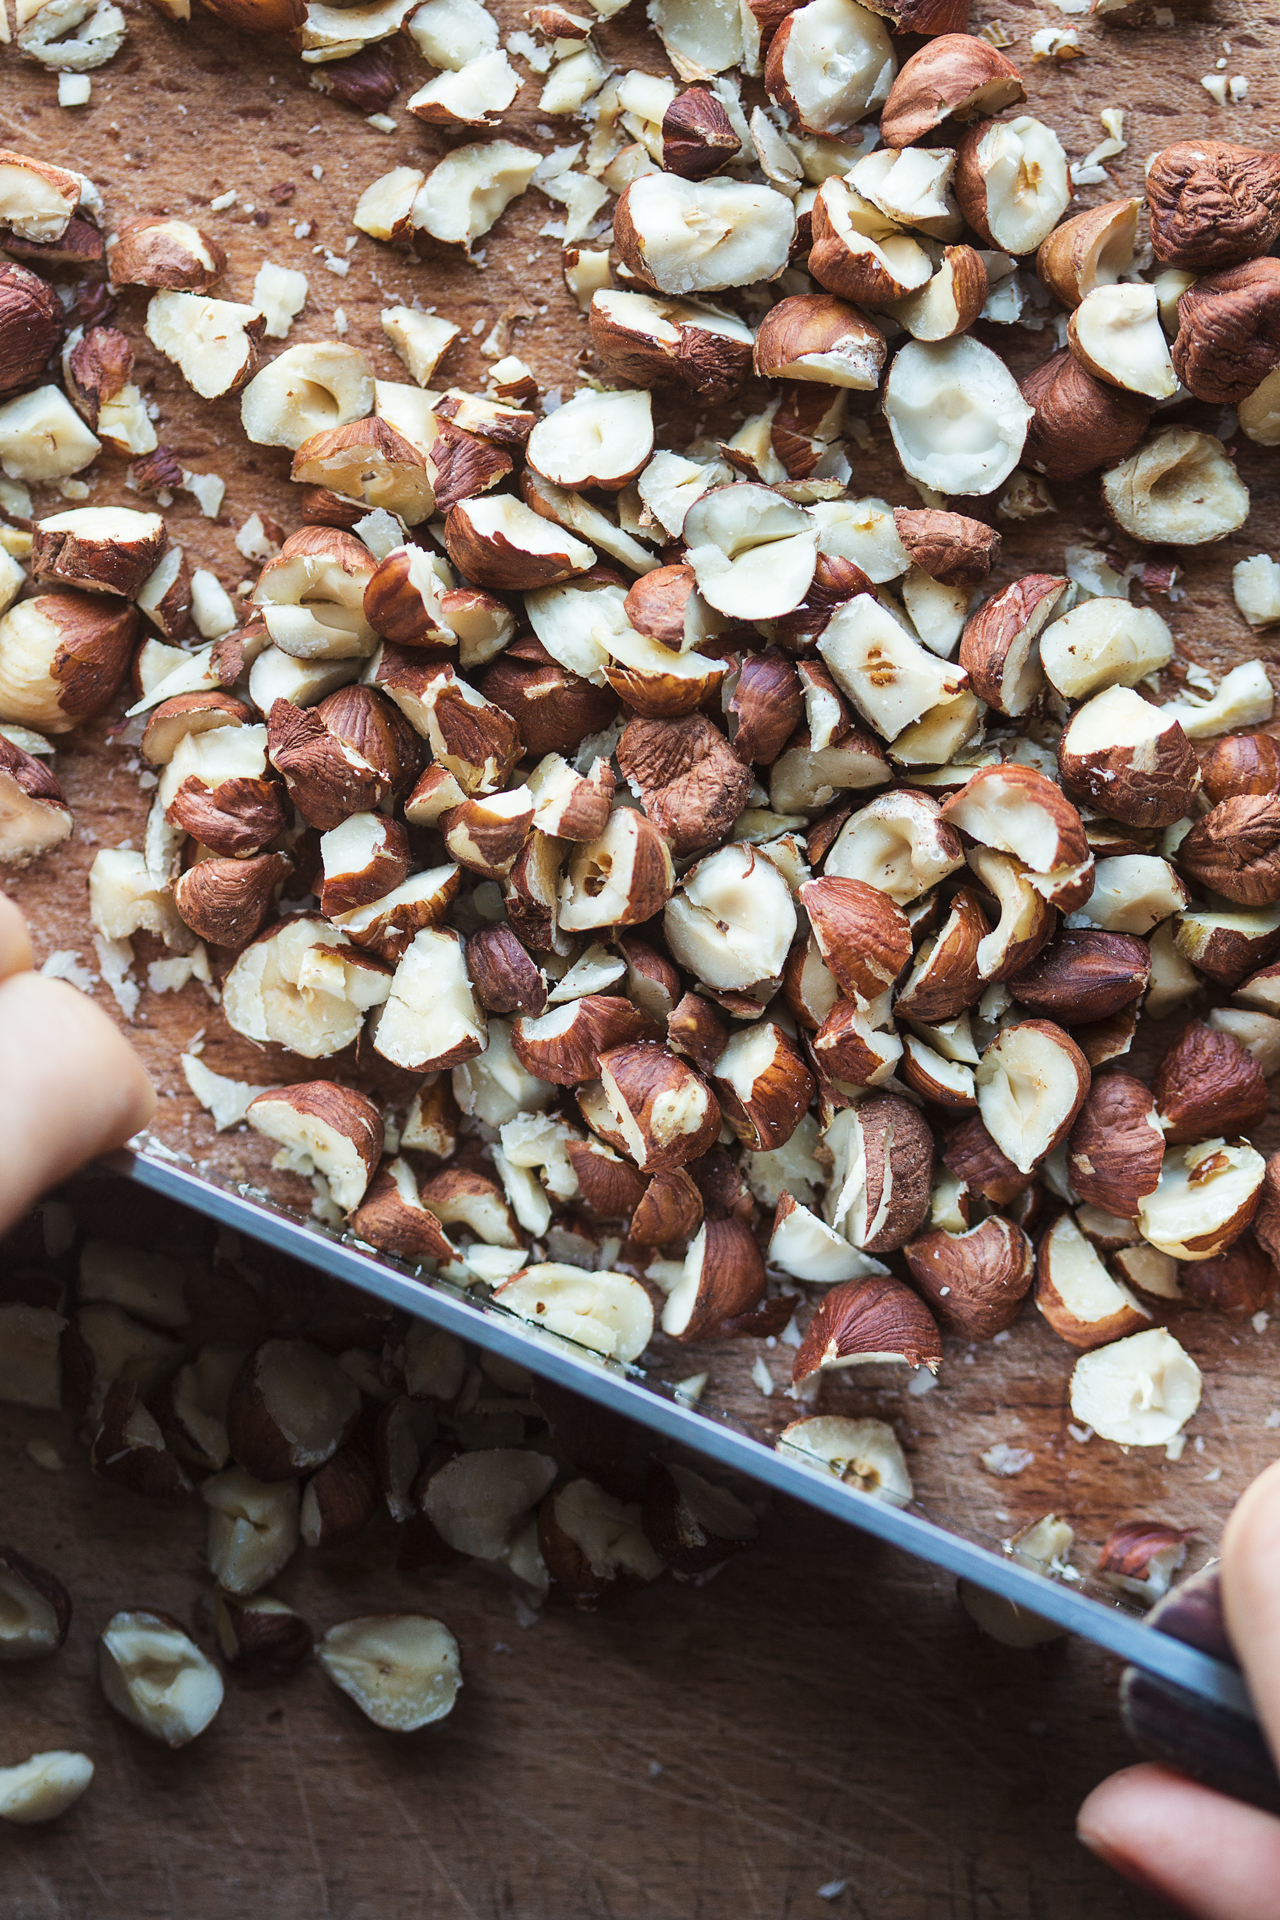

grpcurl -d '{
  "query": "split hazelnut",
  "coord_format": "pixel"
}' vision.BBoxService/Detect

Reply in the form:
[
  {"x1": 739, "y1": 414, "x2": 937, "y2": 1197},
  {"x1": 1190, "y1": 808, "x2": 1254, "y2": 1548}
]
[
  {"x1": 98, "y1": 1611, "x2": 223, "y2": 1746},
  {"x1": 1058, "y1": 686, "x2": 1199, "y2": 829},
  {"x1": 792, "y1": 1274, "x2": 942, "y2": 1384},
  {"x1": 879, "y1": 35, "x2": 1024, "y2": 149}
]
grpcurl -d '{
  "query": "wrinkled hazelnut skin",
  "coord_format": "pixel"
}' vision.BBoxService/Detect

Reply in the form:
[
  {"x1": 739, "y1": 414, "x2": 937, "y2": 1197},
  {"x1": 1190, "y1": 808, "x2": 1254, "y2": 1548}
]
[
  {"x1": 1178, "y1": 795, "x2": 1280, "y2": 907},
  {"x1": 1147, "y1": 140, "x2": 1280, "y2": 270},
  {"x1": 1172, "y1": 259, "x2": 1280, "y2": 405}
]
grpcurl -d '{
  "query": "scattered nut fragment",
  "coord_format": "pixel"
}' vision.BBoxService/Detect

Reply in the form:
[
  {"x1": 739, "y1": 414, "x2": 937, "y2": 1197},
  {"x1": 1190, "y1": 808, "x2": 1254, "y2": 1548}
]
[
  {"x1": 1021, "y1": 349, "x2": 1149, "y2": 483},
  {"x1": 98, "y1": 1610, "x2": 224, "y2": 1746},
  {"x1": 1180, "y1": 796, "x2": 1280, "y2": 907},
  {"x1": 0, "y1": 262, "x2": 65, "y2": 396},
  {"x1": 246, "y1": 1082, "x2": 384, "y2": 1211},
  {"x1": 203, "y1": 1468, "x2": 301, "y2": 1595},
  {"x1": 792, "y1": 1275, "x2": 942, "y2": 1384},
  {"x1": 884, "y1": 335, "x2": 1032, "y2": 496},
  {"x1": 753, "y1": 294, "x2": 886, "y2": 390},
  {"x1": 110, "y1": 216, "x2": 225, "y2": 291},
  {"x1": 1068, "y1": 284, "x2": 1177, "y2": 401},
  {"x1": 1171, "y1": 260, "x2": 1280, "y2": 405},
  {"x1": 879, "y1": 35, "x2": 1024, "y2": 149},
  {"x1": 0, "y1": 734, "x2": 72, "y2": 865},
  {"x1": 145, "y1": 291, "x2": 265, "y2": 401},
  {"x1": 1102, "y1": 429, "x2": 1249, "y2": 548},
  {"x1": 765, "y1": 0, "x2": 894, "y2": 135},
  {"x1": 614, "y1": 173, "x2": 794, "y2": 296},
  {"x1": 0, "y1": 592, "x2": 139, "y2": 733},
  {"x1": 1096, "y1": 1520, "x2": 1191, "y2": 1607},
  {"x1": 975, "y1": 1020, "x2": 1090, "y2": 1174},
  {"x1": 955, "y1": 115, "x2": 1070, "y2": 256},
  {"x1": 317, "y1": 1614, "x2": 462, "y2": 1729},
  {"x1": 0, "y1": 1545, "x2": 71, "y2": 1660},
  {"x1": 1037, "y1": 198, "x2": 1143, "y2": 308},
  {"x1": 1069, "y1": 1327, "x2": 1201, "y2": 1447},
  {"x1": 1058, "y1": 687, "x2": 1199, "y2": 829},
  {"x1": 211, "y1": 1591, "x2": 311, "y2": 1670},
  {"x1": 0, "y1": 1751, "x2": 93, "y2": 1825},
  {"x1": 641, "y1": 1460, "x2": 758, "y2": 1576},
  {"x1": 776, "y1": 1414, "x2": 913, "y2": 1505},
  {"x1": 1152, "y1": 1020, "x2": 1268, "y2": 1145},
  {"x1": 1138, "y1": 1137, "x2": 1266, "y2": 1262}
]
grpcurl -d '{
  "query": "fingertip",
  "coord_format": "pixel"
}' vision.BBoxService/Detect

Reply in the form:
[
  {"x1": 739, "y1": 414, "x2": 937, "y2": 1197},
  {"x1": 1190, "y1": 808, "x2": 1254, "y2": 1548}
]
[
  {"x1": 0, "y1": 892, "x2": 33, "y2": 980},
  {"x1": 0, "y1": 974, "x2": 157, "y2": 1236}
]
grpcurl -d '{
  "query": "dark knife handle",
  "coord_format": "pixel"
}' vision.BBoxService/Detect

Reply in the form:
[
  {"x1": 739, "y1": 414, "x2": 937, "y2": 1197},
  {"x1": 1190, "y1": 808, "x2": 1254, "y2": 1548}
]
[{"x1": 1121, "y1": 1565, "x2": 1280, "y2": 1816}]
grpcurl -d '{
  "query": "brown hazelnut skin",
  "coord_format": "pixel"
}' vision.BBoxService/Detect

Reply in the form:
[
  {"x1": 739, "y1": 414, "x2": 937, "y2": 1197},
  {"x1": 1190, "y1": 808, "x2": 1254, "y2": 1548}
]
[
  {"x1": 1200, "y1": 733, "x2": 1280, "y2": 804},
  {"x1": 1020, "y1": 350, "x2": 1150, "y2": 482},
  {"x1": 1171, "y1": 259, "x2": 1280, "y2": 405},
  {"x1": 1179, "y1": 1234, "x2": 1275, "y2": 1319},
  {"x1": 479, "y1": 635, "x2": 619, "y2": 756},
  {"x1": 1152, "y1": 1019, "x2": 1268, "y2": 1146},
  {"x1": 0, "y1": 263, "x2": 64, "y2": 395},
  {"x1": 1147, "y1": 139, "x2": 1280, "y2": 270},
  {"x1": 1178, "y1": 795, "x2": 1280, "y2": 908}
]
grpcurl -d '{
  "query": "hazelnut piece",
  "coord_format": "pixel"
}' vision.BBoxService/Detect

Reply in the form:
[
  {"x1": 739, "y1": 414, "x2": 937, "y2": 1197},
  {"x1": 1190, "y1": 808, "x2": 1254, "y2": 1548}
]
[
  {"x1": 753, "y1": 293, "x2": 887, "y2": 390},
  {"x1": 1036, "y1": 197, "x2": 1143, "y2": 308},
  {"x1": 1200, "y1": 732, "x2": 1280, "y2": 804},
  {"x1": 792, "y1": 1275, "x2": 942, "y2": 1384},
  {"x1": 904, "y1": 1215, "x2": 1034, "y2": 1340},
  {"x1": 1036, "y1": 1211, "x2": 1151, "y2": 1351},
  {"x1": 976, "y1": 1019, "x2": 1091, "y2": 1174},
  {"x1": 98, "y1": 1612, "x2": 223, "y2": 1747},
  {"x1": 1137, "y1": 1138, "x2": 1266, "y2": 1262},
  {"x1": 1102, "y1": 428, "x2": 1249, "y2": 548},
  {"x1": 1066, "y1": 1070, "x2": 1164, "y2": 1218},
  {"x1": 1179, "y1": 795, "x2": 1280, "y2": 907},
  {"x1": 0, "y1": 1546, "x2": 71, "y2": 1661},
  {"x1": 1020, "y1": 349, "x2": 1149, "y2": 483},
  {"x1": 1151, "y1": 1019, "x2": 1268, "y2": 1146},
  {"x1": 0, "y1": 262, "x2": 64, "y2": 396},
  {"x1": 1058, "y1": 685, "x2": 1199, "y2": 828},
  {"x1": 879, "y1": 35, "x2": 1024, "y2": 150},
  {"x1": 317, "y1": 1615, "x2": 462, "y2": 1731},
  {"x1": 776, "y1": 1415, "x2": 912, "y2": 1505},
  {"x1": 1146, "y1": 139, "x2": 1280, "y2": 271},
  {"x1": 1179, "y1": 1235, "x2": 1275, "y2": 1319},
  {"x1": 1069, "y1": 1327, "x2": 1201, "y2": 1446},
  {"x1": 892, "y1": 508, "x2": 1000, "y2": 588},
  {"x1": 1172, "y1": 259, "x2": 1280, "y2": 405}
]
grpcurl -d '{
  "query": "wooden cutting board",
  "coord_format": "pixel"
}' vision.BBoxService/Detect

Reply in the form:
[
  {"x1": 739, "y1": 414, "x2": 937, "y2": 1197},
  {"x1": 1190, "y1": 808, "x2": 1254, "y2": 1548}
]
[{"x1": 0, "y1": 0, "x2": 1275, "y2": 1906}]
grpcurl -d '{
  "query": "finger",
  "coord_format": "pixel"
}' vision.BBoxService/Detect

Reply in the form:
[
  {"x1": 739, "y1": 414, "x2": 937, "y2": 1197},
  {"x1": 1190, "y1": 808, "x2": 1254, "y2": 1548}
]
[
  {"x1": 0, "y1": 892, "x2": 33, "y2": 980},
  {"x1": 0, "y1": 974, "x2": 156, "y2": 1237},
  {"x1": 1222, "y1": 1459, "x2": 1280, "y2": 1769},
  {"x1": 1078, "y1": 1763, "x2": 1280, "y2": 1920}
]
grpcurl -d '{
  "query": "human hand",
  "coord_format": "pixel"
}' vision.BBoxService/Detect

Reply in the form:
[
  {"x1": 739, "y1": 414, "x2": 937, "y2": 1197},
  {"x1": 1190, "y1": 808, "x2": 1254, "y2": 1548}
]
[
  {"x1": 1078, "y1": 1458, "x2": 1280, "y2": 1918},
  {"x1": 0, "y1": 892, "x2": 155, "y2": 1238}
]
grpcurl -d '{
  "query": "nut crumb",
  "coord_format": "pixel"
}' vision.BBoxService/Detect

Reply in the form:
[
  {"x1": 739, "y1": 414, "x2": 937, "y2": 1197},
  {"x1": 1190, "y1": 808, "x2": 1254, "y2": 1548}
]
[{"x1": 26, "y1": 1439, "x2": 62, "y2": 1471}]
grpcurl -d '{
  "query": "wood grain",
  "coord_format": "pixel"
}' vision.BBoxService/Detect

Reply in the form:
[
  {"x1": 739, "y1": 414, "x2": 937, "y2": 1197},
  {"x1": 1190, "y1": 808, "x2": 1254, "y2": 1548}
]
[{"x1": 0, "y1": 0, "x2": 1276, "y2": 1906}]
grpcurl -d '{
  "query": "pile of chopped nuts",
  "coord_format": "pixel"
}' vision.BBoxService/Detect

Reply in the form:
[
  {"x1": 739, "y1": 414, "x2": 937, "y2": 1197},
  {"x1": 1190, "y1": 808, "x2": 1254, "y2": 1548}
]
[{"x1": 0, "y1": 0, "x2": 1279, "y2": 1682}]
